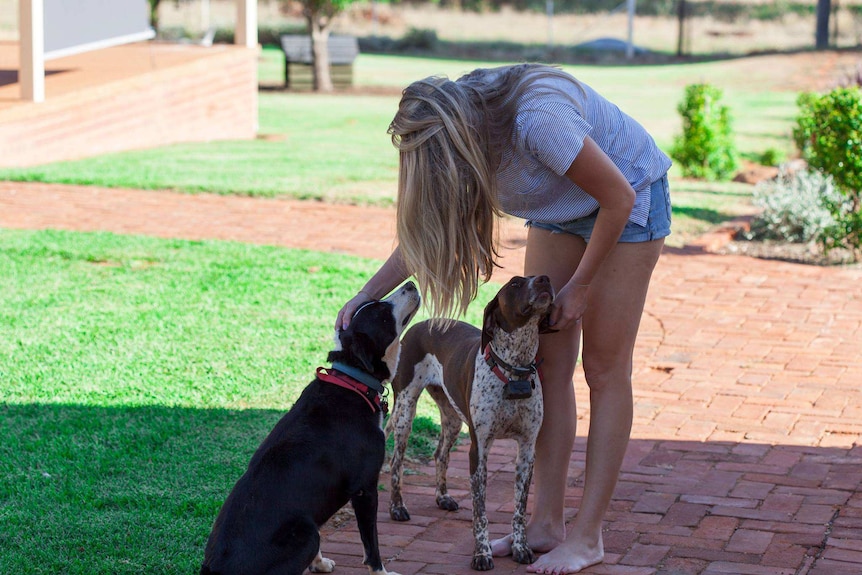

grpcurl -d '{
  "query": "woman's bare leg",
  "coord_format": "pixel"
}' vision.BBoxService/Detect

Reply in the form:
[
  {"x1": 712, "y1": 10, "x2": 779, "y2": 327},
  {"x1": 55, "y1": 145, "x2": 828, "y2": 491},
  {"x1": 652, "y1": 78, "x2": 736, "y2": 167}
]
[
  {"x1": 492, "y1": 226, "x2": 586, "y2": 555},
  {"x1": 527, "y1": 236, "x2": 664, "y2": 574}
]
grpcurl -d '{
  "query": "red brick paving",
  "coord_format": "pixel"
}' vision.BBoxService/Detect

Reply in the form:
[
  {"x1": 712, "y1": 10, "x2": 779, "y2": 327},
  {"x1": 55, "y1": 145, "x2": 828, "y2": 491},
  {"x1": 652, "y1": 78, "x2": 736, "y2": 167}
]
[{"x1": 2, "y1": 181, "x2": 861, "y2": 574}]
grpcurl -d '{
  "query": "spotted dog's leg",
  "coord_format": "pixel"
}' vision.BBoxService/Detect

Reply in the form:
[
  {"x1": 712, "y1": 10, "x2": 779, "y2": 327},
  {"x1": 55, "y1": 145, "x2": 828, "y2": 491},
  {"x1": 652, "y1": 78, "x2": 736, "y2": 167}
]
[
  {"x1": 511, "y1": 437, "x2": 537, "y2": 565},
  {"x1": 388, "y1": 381, "x2": 423, "y2": 522},
  {"x1": 309, "y1": 548, "x2": 336, "y2": 573},
  {"x1": 426, "y1": 386, "x2": 463, "y2": 512},
  {"x1": 469, "y1": 432, "x2": 495, "y2": 571}
]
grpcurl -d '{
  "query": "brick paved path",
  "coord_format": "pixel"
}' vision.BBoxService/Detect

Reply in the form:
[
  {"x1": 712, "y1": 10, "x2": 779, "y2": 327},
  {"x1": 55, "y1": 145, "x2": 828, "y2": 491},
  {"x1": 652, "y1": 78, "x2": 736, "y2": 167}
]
[{"x1": 2, "y1": 181, "x2": 861, "y2": 575}]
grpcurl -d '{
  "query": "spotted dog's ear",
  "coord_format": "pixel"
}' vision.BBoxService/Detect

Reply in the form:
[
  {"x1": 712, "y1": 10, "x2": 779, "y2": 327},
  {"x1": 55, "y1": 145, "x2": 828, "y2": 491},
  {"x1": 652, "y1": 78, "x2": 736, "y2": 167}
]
[
  {"x1": 481, "y1": 295, "x2": 501, "y2": 351},
  {"x1": 538, "y1": 305, "x2": 559, "y2": 335}
]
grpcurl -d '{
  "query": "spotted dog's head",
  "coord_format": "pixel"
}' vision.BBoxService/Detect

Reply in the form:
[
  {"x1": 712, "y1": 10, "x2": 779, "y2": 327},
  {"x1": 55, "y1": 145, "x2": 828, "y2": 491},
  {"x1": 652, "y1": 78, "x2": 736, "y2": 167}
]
[
  {"x1": 481, "y1": 275, "x2": 555, "y2": 351},
  {"x1": 329, "y1": 282, "x2": 421, "y2": 383}
]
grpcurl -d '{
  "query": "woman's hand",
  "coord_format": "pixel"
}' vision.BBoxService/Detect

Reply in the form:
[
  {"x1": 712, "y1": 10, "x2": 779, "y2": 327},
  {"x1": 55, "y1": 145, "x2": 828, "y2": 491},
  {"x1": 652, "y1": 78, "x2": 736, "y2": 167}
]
[
  {"x1": 548, "y1": 282, "x2": 589, "y2": 332},
  {"x1": 336, "y1": 291, "x2": 375, "y2": 330},
  {"x1": 336, "y1": 248, "x2": 411, "y2": 330}
]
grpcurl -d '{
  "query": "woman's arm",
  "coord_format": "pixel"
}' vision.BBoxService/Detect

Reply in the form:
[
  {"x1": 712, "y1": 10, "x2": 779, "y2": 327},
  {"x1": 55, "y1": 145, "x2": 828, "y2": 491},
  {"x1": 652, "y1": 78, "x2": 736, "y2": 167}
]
[
  {"x1": 336, "y1": 246, "x2": 412, "y2": 329},
  {"x1": 551, "y1": 136, "x2": 636, "y2": 330}
]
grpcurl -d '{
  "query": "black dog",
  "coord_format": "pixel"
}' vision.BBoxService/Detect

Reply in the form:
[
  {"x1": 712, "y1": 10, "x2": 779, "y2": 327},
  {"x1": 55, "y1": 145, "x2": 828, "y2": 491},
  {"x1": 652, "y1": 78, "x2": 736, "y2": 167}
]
[{"x1": 201, "y1": 282, "x2": 420, "y2": 575}]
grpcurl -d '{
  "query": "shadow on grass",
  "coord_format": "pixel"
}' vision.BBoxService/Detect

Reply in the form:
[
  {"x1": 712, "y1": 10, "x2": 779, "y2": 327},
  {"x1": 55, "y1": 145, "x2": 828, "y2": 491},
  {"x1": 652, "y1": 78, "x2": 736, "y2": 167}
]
[
  {"x1": 0, "y1": 402, "x2": 278, "y2": 574},
  {"x1": 673, "y1": 204, "x2": 742, "y2": 226},
  {"x1": 0, "y1": 402, "x2": 449, "y2": 574},
  {"x1": 2, "y1": 402, "x2": 860, "y2": 574}
]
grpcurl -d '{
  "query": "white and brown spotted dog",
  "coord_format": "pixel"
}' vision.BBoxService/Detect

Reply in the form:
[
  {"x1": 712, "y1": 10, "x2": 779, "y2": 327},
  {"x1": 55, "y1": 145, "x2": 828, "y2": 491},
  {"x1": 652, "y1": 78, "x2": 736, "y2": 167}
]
[{"x1": 385, "y1": 275, "x2": 555, "y2": 571}]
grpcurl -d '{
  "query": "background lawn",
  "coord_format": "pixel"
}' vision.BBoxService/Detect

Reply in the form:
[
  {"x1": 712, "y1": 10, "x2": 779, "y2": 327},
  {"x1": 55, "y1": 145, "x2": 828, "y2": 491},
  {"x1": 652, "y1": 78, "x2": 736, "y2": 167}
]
[
  {"x1": 2, "y1": 53, "x2": 799, "y2": 197},
  {"x1": 0, "y1": 228, "x2": 491, "y2": 574}
]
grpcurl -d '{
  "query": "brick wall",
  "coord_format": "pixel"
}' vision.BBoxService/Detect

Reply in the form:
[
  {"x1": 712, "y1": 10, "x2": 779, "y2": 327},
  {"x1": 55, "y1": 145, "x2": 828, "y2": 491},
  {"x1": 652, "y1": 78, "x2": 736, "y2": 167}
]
[{"x1": 0, "y1": 45, "x2": 258, "y2": 168}]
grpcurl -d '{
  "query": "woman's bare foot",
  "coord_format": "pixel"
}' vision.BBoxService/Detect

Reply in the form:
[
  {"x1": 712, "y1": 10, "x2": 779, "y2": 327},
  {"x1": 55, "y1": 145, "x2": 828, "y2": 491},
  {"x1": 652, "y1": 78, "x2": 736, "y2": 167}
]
[
  {"x1": 490, "y1": 535, "x2": 515, "y2": 557},
  {"x1": 526, "y1": 532, "x2": 604, "y2": 574},
  {"x1": 490, "y1": 523, "x2": 565, "y2": 557}
]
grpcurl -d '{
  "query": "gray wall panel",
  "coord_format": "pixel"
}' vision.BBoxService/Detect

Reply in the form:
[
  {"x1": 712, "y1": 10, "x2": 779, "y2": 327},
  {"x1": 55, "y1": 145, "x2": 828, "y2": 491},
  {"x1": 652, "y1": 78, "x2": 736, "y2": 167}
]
[{"x1": 44, "y1": 0, "x2": 153, "y2": 57}]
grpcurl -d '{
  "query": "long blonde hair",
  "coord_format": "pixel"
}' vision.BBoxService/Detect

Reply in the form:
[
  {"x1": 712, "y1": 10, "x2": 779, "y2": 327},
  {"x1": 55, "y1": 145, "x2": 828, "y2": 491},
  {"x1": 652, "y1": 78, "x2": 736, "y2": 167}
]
[{"x1": 389, "y1": 64, "x2": 582, "y2": 319}]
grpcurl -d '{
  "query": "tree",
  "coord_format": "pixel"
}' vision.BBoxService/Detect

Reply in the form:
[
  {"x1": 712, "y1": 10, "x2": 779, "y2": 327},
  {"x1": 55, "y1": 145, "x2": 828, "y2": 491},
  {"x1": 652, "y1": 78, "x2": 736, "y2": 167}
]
[
  {"x1": 816, "y1": 0, "x2": 831, "y2": 49},
  {"x1": 148, "y1": 0, "x2": 194, "y2": 34},
  {"x1": 149, "y1": 0, "x2": 161, "y2": 31},
  {"x1": 294, "y1": 0, "x2": 356, "y2": 92}
]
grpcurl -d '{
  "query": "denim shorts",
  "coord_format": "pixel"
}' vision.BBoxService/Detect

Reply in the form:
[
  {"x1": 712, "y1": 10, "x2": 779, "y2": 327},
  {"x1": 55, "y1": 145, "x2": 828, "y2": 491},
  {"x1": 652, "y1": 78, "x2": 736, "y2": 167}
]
[{"x1": 527, "y1": 174, "x2": 672, "y2": 243}]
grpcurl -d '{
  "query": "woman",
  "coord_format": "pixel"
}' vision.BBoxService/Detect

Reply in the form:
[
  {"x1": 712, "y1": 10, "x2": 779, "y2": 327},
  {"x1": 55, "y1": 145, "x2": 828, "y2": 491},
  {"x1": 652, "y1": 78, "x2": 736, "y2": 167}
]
[{"x1": 337, "y1": 64, "x2": 672, "y2": 574}]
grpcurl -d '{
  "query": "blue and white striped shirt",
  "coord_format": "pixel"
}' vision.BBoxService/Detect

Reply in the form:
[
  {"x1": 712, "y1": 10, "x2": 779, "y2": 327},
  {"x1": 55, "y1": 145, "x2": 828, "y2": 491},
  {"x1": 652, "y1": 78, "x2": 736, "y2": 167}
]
[{"x1": 496, "y1": 73, "x2": 672, "y2": 226}]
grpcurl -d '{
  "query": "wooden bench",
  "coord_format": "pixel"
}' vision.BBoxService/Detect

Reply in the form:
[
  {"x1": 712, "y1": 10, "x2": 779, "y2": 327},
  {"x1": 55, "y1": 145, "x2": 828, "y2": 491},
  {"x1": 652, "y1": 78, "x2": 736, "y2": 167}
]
[{"x1": 280, "y1": 35, "x2": 359, "y2": 90}]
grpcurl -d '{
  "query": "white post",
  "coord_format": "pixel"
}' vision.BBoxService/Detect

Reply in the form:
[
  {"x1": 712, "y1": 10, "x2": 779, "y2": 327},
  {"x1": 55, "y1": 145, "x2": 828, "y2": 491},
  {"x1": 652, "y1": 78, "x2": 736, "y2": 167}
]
[
  {"x1": 236, "y1": 0, "x2": 257, "y2": 48},
  {"x1": 626, "y1": 0, "x2": 636, "y2": 59},
  {"x1": 202, "y1": 0, "x2": 211, "y2": 33},
  {"x1": 20, "y1": 0, "x2": 45, "y2": 102}
]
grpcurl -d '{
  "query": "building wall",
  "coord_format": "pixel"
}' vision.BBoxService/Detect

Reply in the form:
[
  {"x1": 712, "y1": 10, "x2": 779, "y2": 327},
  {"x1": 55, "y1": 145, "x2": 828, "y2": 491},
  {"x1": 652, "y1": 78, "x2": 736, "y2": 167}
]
[{"x1": 0, "y1": 45, "x2": 257, "y2": 168}]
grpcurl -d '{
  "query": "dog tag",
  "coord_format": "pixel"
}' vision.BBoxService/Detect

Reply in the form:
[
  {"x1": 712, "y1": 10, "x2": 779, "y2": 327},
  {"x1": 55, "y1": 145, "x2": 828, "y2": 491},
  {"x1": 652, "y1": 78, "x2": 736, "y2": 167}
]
[{"x1": 504, "y1": 379, "x2": 532, "y2": 400}]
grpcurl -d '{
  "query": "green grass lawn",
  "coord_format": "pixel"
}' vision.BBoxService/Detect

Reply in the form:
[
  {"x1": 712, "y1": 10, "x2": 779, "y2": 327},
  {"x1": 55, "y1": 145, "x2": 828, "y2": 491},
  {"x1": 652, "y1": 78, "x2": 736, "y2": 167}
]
[
  {"x1": 0, "y1": 228, "x2": 490, "y2": 574},
  {"x1": 0, "y1": 93, "x2": 400, "y2": 203}
]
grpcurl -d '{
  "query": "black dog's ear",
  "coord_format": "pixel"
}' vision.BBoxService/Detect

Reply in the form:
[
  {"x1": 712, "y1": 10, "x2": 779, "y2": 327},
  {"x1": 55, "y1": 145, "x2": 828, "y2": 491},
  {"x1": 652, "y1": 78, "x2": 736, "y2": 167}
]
[
  {"x1": 481, "y1": 296, "x2": 500, "y2": 350},
  {"x1": 538, "y1": 305, "x2": 559, "y2": 335},
  {"x1": 328, "y1": 330, "x2": 378, "y2": 376},
  {"x1": 350, "y1": 332, "x2": 379, "y2": 375}
]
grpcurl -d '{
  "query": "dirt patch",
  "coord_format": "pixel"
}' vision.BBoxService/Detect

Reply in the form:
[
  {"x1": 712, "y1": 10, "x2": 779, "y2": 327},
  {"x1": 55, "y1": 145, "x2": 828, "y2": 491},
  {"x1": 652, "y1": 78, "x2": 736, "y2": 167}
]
[
  {"x1": 682, "y1": 178, "x2": 861, "y2": 268},
  {"x1": 717, "y1": 238, "x2": 861, "y2": 267},
  {"x1": 733, "y1": 162, "x2": 780, "y2": 185}
]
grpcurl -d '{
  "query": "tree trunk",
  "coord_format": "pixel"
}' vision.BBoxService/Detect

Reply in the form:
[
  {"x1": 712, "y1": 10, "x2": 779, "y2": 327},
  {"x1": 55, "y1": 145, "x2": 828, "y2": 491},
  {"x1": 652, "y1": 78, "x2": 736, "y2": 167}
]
[
  {"x1": 149, "y1": 0, "x2": 160, "y2": 32},
  {"x1": 816, "y1": 0, "x2": 831, "y2": 49},
  {"x1": 676, "y1": 0, "x2": 686, "y2": 57},
  {"x1": 308, "y1": 17, "x2": 334, "y2": 93}
]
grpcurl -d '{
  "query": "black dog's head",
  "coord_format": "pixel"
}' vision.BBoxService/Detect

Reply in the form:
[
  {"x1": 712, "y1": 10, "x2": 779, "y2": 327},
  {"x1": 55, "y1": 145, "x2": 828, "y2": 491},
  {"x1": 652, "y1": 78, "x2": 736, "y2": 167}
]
[
  {"x1": 481, "y1": 275, "x2": 555, "y2": 351},
  {"x1": 329, "y1": 282, "x2": 421, "y2": 382}
]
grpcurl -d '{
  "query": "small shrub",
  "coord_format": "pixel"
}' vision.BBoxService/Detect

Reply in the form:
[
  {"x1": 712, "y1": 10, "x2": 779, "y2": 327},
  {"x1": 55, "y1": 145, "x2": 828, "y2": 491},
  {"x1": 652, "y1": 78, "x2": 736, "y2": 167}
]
[
  {"x1": 793, "y1": 87, "x2": 862, "y2": 257},
  {"x1": 746, "y1": 168, "x2": 841, "y2": 244},
  {"x1": 358, "y1": 35, "x2": 398, "y2": 53},
  {"x1": 759, "y1": 148, "x2": 786, "y2": 167},
  {"x1": 671, "y1": 83, "x2": 739, "y2": 181},
  {"x1": 795, "y1": 87, "x2": 862, "y2": 194},
  {"x1": 397, "y1": 28, "x2": 439, "y2": 51}
]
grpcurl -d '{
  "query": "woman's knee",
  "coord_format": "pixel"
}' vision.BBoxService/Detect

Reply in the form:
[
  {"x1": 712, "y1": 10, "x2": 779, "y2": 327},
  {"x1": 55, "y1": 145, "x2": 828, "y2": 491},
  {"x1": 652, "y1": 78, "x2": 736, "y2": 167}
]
[{"x1": 581, "y1": 355, "x2": 632, "y2": 393}]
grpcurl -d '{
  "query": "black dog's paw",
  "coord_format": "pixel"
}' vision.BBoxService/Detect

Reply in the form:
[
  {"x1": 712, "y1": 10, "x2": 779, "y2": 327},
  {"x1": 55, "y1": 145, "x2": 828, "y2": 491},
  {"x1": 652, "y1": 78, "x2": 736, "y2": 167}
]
[
  {"x1": 389, "y1": 503, "x2": 411, "y2": 522},
  {"x1": 471, "y1": 554, "x2": 494, "y2": 571},
  {"x1": 308, "y1": 554, "x2": 336, "y2": 573},
  {"x1": 436, "y1": 495, "x2": 459, "y2": 511},
  {"x1": 512, "y1": 544, "x2": 535, "y2": 565}
]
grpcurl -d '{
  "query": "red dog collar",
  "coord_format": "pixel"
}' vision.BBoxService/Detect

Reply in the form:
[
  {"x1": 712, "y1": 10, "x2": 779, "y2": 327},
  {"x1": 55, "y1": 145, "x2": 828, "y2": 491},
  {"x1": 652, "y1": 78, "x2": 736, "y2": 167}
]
[{"x1": 316, "y1": 367, "x2": 387, "y2": 415}]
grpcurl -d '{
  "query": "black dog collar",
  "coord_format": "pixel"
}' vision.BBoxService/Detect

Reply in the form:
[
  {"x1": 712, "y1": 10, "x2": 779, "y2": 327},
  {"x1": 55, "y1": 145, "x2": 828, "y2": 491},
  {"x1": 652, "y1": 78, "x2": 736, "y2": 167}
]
[
  {"x1": 483, "y1": 344, "x2": 543, "y2": 400},
  {"x1": 330, "y1": 362, "x2": 385, "y2": 394},
  {"x1": 317, "y1": 365, "x2": 388, "y2": 415}
]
